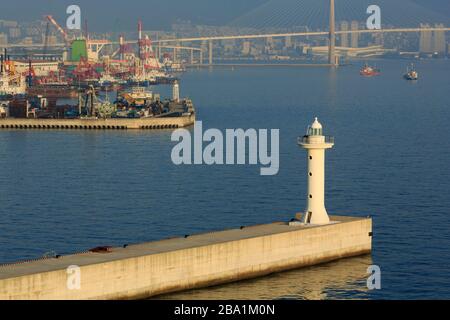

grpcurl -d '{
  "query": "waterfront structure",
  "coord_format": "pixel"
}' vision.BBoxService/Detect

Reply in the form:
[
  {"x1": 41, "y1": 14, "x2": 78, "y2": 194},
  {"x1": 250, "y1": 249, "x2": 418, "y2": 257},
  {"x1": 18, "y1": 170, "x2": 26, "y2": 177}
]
[
  {"x1": 0, "y1": 116, "x2": 195, "y2": 130},
  {"x1": 298, "y1": 118, "x2": 334, "y2": 225},
  {"x1": 13, "y1": 60, "x2": 59, "y2": 77},
  {"x1": 0, "y1": 81, "x2": 195, "y2": 129}
]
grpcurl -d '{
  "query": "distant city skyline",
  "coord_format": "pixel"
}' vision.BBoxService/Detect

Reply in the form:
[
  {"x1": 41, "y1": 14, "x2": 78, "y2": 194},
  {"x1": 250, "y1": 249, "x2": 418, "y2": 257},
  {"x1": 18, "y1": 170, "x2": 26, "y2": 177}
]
[{"x1": 0, "y1": 0, "x2": 449, "y2": 32}]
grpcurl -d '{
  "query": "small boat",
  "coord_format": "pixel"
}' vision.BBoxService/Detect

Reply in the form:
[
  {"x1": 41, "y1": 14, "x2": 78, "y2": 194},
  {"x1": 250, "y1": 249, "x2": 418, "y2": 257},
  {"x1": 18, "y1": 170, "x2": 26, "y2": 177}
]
[
  {"x1": 127, "y1": 74, "x2": 156, "y2": 87},
  {"x1": 98, "y1": 74, "x2": 118, "y2": 87},
  {"x1": 360, "y1": 63, "x2": 381, "y2": 77},
  {"x1": 117, "y1": 86, "x2": 156, "y2": 108},
  {"x1": 404, "y1": 64, "x2": 418, "y2": 80}
]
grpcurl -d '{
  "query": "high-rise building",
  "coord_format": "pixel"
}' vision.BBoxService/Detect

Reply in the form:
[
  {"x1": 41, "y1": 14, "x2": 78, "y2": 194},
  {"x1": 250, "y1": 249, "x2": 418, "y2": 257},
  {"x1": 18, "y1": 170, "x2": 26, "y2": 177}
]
[
  {"x1": 9, "y1": 27, "x2": 21, "y2": 39},
  {"x1": 351, "y1": 21, "x2": 359, "y2": 48},
  {"x1": 433, "y1": 23, "x2": 446, "y2": 54},
  {"x1": 266, "y1": 37, "x2": 275, "y2": 49},
  {"x1": 419, "y1": 23, "x2": 433, "y2": 53},
  {"x1": 47, "y1": 35, "x2": 57, "y2": 46},
  {"x1": 21, "y1": 37, "x2": 33, "y2": 45},
  {"x1": 222, "y1": 39, "x2": 235, "y2": 53},
  {"x1": 242, "y1": 41, "x2": 251, "y2": 55},
  {"x1": 0, "y1": 20, "x2": 18, "y2": 28},
  {"x1": 285, "y1": 36, "x2": 292, "y2": 49},
  {"x1": 340, "y1": 21, "x2": 349, "y2": 47},
  {"x1": 372, "y1": 33, "x2": 384, "y2": 46}
]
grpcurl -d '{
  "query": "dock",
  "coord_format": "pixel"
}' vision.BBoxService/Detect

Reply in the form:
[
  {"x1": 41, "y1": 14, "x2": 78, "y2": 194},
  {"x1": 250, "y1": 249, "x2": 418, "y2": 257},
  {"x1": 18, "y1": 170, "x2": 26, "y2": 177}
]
[
  {"x1": 0, "y1": 114, "x2": 195, "y2": 130},
  {"x1": 0, "y1": 215, "x2": 372, "y2": 300}
]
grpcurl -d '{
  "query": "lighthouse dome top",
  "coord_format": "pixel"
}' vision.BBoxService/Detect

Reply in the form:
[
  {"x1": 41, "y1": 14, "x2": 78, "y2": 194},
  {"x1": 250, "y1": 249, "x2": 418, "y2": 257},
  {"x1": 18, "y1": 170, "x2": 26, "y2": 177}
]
[
  {"x1": 308, "y1": 117, "x2": 323, "y2": 136},
  {"x1": 311, "y1": 117, "x2": 322, "y2": 129}
]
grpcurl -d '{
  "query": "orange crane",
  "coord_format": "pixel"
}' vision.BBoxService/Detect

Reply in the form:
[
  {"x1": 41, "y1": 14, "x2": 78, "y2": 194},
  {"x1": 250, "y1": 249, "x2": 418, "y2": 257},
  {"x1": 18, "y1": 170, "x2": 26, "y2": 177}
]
[{"x1": 45, "y1": 15, "x2": 70, "y2": 46}]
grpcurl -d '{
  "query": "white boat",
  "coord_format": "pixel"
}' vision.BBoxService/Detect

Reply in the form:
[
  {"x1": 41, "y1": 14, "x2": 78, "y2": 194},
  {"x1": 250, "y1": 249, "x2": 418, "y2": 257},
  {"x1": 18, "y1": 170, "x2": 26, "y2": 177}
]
[
  {"x1": 98, "y1": 74, "x2": 118, "y2": 86},
  {"x1": 128, "y1": 73, "x2": 156, "y2": 86}
]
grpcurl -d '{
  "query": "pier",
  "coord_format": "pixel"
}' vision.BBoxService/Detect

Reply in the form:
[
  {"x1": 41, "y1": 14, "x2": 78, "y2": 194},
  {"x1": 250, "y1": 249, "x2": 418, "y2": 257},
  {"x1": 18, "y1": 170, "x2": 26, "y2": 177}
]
[
  {"x1": 0, "y1": 114, "x2": 195, "y2": 130},
  {"x1": 0, "y1": 216, "x2": 371, "y2": 300}
]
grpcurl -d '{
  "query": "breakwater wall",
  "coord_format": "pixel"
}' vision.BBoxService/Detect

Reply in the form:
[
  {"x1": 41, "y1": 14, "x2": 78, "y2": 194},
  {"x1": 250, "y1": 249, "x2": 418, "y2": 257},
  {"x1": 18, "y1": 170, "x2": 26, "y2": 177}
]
[
  {"x1": 0, "y1": 216, "x2": 372, "y2": 300},
  {"x1": 0, "y1": 114, "x2": 195, "y2": 130}
]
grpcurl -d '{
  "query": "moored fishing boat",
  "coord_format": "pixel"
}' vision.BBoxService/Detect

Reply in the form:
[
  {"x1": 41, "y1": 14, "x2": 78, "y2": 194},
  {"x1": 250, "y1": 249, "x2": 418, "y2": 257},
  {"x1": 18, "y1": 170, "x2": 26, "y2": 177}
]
[{"x1": 404, "y1": 64, "x2": 419, "y2": 80}]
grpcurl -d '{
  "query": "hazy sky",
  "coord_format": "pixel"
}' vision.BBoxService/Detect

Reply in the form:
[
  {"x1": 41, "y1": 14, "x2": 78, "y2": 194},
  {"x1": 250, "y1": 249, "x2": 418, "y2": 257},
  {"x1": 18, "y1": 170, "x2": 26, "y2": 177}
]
[{"x1": 0, "y1": 0, "x2": 448, "y2": 31}]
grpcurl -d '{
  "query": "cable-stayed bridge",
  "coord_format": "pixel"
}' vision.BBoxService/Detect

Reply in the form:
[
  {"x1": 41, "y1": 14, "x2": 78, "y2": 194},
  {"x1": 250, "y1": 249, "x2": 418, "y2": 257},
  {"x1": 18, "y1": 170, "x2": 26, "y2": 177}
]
[{"x1": 149, "y1": 0, "x2": 449, "y2": 66}]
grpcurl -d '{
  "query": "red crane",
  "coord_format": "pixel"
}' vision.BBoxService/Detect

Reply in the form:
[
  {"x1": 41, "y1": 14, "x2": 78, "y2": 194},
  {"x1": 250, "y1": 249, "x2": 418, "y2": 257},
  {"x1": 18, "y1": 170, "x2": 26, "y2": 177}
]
[{"x1": 72, "y1": 57, "x2": 100, "y2": 81}]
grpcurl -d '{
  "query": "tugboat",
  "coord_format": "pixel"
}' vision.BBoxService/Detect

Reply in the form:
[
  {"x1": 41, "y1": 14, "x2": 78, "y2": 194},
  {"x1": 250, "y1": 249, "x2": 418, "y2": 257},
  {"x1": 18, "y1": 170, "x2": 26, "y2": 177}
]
[
  {"x1": 360, "y1": 63, "x2": 381, "y2": 77},
  {"x1": 404, "y1": 64, "x2": 418, "y2": 80}
]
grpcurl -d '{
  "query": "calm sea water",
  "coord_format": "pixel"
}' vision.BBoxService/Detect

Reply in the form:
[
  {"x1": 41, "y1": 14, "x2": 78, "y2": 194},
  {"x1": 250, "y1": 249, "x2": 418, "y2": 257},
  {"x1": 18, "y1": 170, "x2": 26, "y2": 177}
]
[{"x1": 1, "y1": 60, "x2": 449, "y2": 299}]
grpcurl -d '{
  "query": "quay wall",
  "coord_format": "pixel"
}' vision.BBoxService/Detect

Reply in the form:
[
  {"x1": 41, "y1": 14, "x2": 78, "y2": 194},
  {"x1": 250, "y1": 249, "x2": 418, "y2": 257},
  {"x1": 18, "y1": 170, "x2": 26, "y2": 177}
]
[
  {"x1": 0, "y1": 114, "x2": 195, "y2": 130},
  {"x1": 0, "y1": 217, "x2": 372, "y2": 300}
]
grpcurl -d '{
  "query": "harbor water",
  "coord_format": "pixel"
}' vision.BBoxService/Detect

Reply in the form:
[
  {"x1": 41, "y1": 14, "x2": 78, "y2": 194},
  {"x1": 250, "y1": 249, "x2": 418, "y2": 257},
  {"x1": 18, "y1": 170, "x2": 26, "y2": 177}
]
[{"x1": 0, "y1": 60, "x2": 449, "y2": 299}]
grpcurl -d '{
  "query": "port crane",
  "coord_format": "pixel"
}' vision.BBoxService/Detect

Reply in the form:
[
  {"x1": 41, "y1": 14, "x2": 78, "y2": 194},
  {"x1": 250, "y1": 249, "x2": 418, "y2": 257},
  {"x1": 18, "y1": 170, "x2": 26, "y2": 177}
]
[{"x1": 45, "y1": 15, "x2": 70, "y2": 47}]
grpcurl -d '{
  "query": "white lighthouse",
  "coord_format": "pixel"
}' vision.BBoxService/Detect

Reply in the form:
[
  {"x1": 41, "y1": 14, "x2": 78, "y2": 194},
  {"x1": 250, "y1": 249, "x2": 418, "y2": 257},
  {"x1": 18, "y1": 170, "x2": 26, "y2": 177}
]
[
  {"x1": 298, "y1": 118, "x2": 334, "y2": 225},
  {"x1": 172, "y1": 80, "x2": 180, "y2": 102}
]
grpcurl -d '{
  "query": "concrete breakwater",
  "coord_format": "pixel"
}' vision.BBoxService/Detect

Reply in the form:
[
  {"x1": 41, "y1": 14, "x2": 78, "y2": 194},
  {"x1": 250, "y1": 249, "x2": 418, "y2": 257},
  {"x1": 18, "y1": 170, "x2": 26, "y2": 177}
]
[
  {"x1": 0, "y1": 114, "x2": 195, "y2": 130},
  {"x1": 0, "y1": 216, "x2": 372, "y2": 300}
]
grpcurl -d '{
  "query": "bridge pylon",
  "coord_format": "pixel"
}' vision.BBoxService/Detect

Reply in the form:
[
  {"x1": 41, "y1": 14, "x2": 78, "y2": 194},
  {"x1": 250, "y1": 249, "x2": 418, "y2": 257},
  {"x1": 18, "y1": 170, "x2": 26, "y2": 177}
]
[{"x1": 328, "y1": 0, "x2": 336, "y2": 66}]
